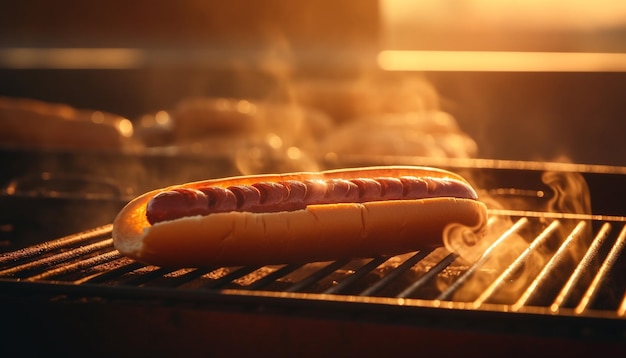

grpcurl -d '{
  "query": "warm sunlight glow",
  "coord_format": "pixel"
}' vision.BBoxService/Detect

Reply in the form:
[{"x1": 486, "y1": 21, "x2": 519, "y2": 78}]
[
  {"x1": 379, "y1": 0, "x2": 626, "y2": 71},
  {"x1": 380, "y1": 0, "x2": 626, "y2": 31},
  {"x1": 378, "y1": 50, "x2": 626, "y2": 72}
]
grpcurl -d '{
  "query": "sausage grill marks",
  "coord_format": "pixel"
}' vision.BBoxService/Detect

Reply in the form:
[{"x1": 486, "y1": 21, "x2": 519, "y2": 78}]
[{"x1": 146, "y1": 176, "x2": 477, "y2": 225}]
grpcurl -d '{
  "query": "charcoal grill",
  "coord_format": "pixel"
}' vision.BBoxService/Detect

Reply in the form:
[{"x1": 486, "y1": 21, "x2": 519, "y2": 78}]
[{"x1": 1, "y1": 160, "x2": 625, "y2": 356}]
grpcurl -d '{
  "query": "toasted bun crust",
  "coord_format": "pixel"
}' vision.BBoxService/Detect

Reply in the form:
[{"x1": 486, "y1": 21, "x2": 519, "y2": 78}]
[{"x1": 113, "y1": 166, "x2": 488, "y2": 267}]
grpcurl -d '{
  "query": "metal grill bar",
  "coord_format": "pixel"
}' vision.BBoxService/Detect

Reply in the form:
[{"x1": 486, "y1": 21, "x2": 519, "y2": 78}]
[
  {"x1": 512, "y1": 221, "x2": 588, "y2": 311},
  {"x1": 396, "y1": 251, "x2": 457, "y2": 299},
  {"x1": 615, "y1": 295, "x2": 626, "y2": 318},
  {"x1": 323, "y1": 256, "x2": 388, "y2": 294},
  {"x1": 113, "y1": 266, "x2": 183, "y2": 287},
  {"x1": 246, "y1": 264, "x2": 303, "y2": 290},
  {"x1": 551, "y1": 223, "x2": 612, "y2": 311},
  {"x1": 576, "y1": 224, "x2": 626, "y2": 314},
  {"x1": 359, "y1": 248, "x2": 435, "y2": 296},
  {"x1": 473, "y1": 219, "x2": 562, "y2": 308},
  {"x1": 74, "y1": 259, "x2": 145, "y2": 284},
  {"x1": 437, "y1": 217, "x2": 529, "y2": 301},
  {"x1": 0, "y1": 225, "x2": 113, "y2": 266},
  {"x1": 202, "y1": 266, "x2": 261, "y2": 290},
  {"x1": 285, "y1": 259, "x2": 351, "y2": 292},
  {"x1": 25, "y1": 250, "x2": 121, "y2": 282},
  {"x1": 0, "y1": 238, "x2": 114, "y2": 277},
  {"x1": 0, "y1": 212, "x2": 625, "y2": 321},
  {"x1": 146, "y1": 268, "x2": 214, "y2": 288}
]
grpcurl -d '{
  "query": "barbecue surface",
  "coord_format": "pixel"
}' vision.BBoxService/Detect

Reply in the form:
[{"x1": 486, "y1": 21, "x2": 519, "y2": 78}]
[
  {"x1": 2, "y1": 162, "x2": 626, "y2": 356},
  {"x1": 1, "y1": 212, "x2": 625, "y2": 326}
]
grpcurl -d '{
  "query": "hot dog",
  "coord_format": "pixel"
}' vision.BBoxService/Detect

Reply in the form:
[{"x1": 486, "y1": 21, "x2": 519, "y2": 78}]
[
  {"x1": 0, "y1": 96, "x2": 135, "y2": 150},
  {"x1": 112, "y1": 166, "x2": 488, "y2": 267}
]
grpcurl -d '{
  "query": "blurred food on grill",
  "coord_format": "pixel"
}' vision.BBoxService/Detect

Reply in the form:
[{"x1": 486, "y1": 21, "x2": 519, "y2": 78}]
[
  {"x1": 320, "y1": 111, "x2": 478, "y2": 159},
  {"x1": 293, "y1": 75, "x2": 478, "y2": 161},
  {"x1": 0, "y1": 73, "x2": 479, "y2": 177},
  {"x1": 293, "y1": 75, "x2": 442, "y2": 123},
  {"x1": 133, "y1": 75, "x2": 478, "y2": 174},
  {"x1": 134, "y1": 96, "x2": 334, "y2": 174},
  {"x1": 135, "y1": 97, "x2": 333, "y2": 146},
  {"x1": 0, "y1": 96, "x2": 136, "y2": 151}
]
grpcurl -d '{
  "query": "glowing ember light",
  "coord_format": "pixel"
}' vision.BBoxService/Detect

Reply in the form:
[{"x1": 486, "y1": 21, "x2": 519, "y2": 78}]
[{"x1": 117, "y1": 119, "x2": 134, "y2": 137}]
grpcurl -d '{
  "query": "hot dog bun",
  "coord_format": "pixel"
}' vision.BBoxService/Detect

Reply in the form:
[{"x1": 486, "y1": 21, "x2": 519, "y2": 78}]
[
  {"x1": 0, "y1": 96, "x2": 135, "y2": 150},
  {"x1": 113, "y1": 166, "x2": 488, "y2": 267}
]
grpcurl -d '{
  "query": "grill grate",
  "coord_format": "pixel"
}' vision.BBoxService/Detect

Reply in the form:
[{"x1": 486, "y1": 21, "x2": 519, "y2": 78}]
[{"x1": 1, "y1": 210, "x2": 625, "y2": 323}]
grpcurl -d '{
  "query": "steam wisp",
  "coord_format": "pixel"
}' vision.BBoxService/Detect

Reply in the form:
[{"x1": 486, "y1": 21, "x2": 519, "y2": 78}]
[{"x1": 439, "y1": 170, "x2": 596, "y2": 304}]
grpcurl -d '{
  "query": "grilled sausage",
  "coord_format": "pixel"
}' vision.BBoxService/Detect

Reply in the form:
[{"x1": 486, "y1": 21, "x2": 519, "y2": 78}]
[{"x1": 112, "y1": 166, "x2": 488, "y2": 267}]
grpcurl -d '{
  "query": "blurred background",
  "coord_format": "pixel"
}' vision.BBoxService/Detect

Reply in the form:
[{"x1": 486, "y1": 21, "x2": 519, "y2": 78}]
[
  {"x1": 379, "y1": 0, "x2": 626, "y2": 165},
  {"x1": 1, "y1": 0, "x2": 625, "y2": 166}
]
